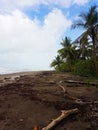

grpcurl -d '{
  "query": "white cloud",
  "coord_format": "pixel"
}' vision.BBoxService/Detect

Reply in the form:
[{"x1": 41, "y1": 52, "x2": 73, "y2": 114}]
[
  {"x1": 0, "y1": 9, "x2": 72, "y2": 72},
  {"x1": 0, "y1": 9, "x2": 71, "y2": 52},
  {"x1": 0, "y1": 0, "x2": 90, "y2": 73},
  {"x1": 0, "y1": 0, "x2": 88, "y2": 12},
  {"x1": 73, "y1": 0, "x2": 88, "y2": 5}
]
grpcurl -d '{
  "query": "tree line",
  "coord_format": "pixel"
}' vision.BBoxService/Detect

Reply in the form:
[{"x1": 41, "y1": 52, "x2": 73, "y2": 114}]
[{"x1": 50, "y1": 5, "x2": 98, "y2": 77}]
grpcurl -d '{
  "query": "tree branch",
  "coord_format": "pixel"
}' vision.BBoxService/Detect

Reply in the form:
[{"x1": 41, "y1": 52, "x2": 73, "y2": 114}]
[{"x1": 41, "y1": 108, "x2": 79, "y2": 130}]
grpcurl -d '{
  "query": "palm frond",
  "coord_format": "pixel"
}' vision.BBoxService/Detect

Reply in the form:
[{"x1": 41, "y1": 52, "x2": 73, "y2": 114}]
[{"x1": 71, "y1": 20, "x2": 84, "y2": 29}]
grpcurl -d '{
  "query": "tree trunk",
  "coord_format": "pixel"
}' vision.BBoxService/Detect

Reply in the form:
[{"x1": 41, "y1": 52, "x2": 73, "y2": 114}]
[{"x1": 91, "y1": 28, "x2": 98, "y2": 75}]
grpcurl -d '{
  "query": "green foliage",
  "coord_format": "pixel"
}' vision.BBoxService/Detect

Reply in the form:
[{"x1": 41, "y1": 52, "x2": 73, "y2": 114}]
[
  {"x1": 54, "y1": 62, "x2": 71, "y2": 72},
  {"x1": 73, "y1": 60, "x2": 96, "y2": 77},
  {"x1": 50, "y1": 55, "x2": 63, "y2": 71},
  {"x1": 60, "y1": 63, "x2": 71, "y2": 72},
  {"x1": 58, "y1": 36, "x2": 78, "y2": 65},
  {"x1": 50, "y1": 6, "x2": 98, "y2": 77},
  {"x1": 72, "y1": 5, "x2": 98, "y2": 75}
]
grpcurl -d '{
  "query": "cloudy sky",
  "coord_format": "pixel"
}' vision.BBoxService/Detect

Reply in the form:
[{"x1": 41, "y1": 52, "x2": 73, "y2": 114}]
[{"x1": 0, "y1": 0, "x2": 97, "y2": 73}]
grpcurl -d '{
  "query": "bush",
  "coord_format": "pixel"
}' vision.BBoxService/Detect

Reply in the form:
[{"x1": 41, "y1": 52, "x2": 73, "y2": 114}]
[
  {"x1": 55, "y1": 63, "x2": 71, "y2": 72},
  {"x1": 60, "y1": 63, "x2": 71, "y2": 72},
  {"x1": 73, "y1": 60, "x2": 95, "y2": 77}
]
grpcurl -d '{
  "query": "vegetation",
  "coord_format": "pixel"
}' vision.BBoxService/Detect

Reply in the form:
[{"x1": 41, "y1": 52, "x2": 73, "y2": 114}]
[{"x1": 51, "y1": 5, "x2": 98, "y2": 77}]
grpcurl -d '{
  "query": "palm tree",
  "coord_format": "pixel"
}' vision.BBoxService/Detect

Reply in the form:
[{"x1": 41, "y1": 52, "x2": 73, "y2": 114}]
[
  {"x1": 79, "y1": 34, "x2": 93, "y2": 60},
  {"x1": 60, "y1": 37, "x2": 71, "y2": 48},
  {"x1": 72, "y1": 5, "x2": 98, "y2": 75},
  {"x1": 50, "y1": 55, "x2": 63, "y2": 71},
  {"x1": 58, "y1": 37, "x2": 79, "y2": 65}
]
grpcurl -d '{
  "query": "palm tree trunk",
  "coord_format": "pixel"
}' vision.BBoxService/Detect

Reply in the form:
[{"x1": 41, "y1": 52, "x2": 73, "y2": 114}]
[{"x1": 91, "y1": 28, "x2": 98, "y2": 75}]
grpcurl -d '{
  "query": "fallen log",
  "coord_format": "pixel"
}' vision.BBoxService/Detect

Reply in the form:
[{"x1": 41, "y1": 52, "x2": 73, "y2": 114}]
[{"x1": 41, "y1": 108, "x2": 79, "y2": 130}]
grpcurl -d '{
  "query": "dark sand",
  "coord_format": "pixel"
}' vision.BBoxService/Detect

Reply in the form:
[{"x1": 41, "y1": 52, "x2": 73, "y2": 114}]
[{"x1": 0, "y1": 71, "x2": 98, "y2": 130}]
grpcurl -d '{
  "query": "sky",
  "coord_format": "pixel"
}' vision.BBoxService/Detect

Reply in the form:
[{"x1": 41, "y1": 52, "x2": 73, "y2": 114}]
[{"x1": 0, "y1": 0, "x2": 98, "y2": 74}]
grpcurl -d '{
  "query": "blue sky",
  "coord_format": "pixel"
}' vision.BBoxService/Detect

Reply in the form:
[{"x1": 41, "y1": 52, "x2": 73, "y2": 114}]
[{"x1": 0, "y1": 0, "x2": 98, "y2": 73}]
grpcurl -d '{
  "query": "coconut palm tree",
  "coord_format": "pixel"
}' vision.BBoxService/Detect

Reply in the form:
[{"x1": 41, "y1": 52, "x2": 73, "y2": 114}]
[
  {"x1": 79, "y1": 34, "x2": 93, "y2": 60},
  {"x1": 72, "y1": 5, "x2": 98, "y2": 75},
  {"x1": 58, "y1": 37, "x2": 79, "y2": 65},
  {"x1": 50, "y1": 55, "x2": 63, "y2": 71}
]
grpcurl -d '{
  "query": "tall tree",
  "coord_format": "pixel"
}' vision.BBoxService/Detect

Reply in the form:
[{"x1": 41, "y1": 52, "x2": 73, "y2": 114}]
[
  {"x1": 79, "y1": 33, "x2": 93, "y2": 60},
  {"x1": 58, "y1": 37, "x2": 79, "y2": 65},
  {"x1": 72, "y1": 5, "x2": 98, "y2": 75}
]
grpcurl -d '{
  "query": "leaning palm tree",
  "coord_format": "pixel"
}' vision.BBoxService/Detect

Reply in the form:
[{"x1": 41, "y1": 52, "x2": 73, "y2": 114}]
[{"x1": 72, "y1": 5, "x2": 98, "y2": 75}]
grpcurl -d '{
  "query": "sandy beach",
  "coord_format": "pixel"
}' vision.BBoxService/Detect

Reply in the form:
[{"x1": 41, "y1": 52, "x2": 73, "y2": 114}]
[{"x1": 0, "y1": 71, "x2": 98, "y2": 130}]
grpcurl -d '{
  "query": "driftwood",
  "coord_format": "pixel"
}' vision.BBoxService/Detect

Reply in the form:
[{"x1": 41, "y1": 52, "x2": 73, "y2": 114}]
[
  {"x1": 41, "y1": 108, "x2": 79, "y2": 130},
  {"x1": 56, "y1": 82, "x2": 85, "y2": 103},
  {"x1": 57, "y1": 81, "x2": 98, "y2": 106},
  {"x1": 56, "y1": 82, "x2": 67, "y2": 93}
]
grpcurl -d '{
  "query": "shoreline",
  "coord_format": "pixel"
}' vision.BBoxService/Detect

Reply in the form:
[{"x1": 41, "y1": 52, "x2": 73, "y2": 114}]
[{"x1": 0, "y1": 70, "x2": 54, "y2": 79}]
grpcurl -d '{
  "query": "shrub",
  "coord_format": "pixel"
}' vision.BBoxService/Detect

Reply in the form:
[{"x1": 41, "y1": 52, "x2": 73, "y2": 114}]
[
  {"x1": 73, "y1": 60, "x2": 95, "y2": 77},
  {"x1": 55, "y1": 62, "x2": 71, "y2": 72},
  {"x1": 60, "y1": 63, "x2": 71, "y2": 72}
]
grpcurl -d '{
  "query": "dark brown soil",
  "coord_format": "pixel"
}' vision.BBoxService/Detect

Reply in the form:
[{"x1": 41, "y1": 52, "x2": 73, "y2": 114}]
[{"x1": 0, "y1": 71, "x2": 98, "y2": 130}]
